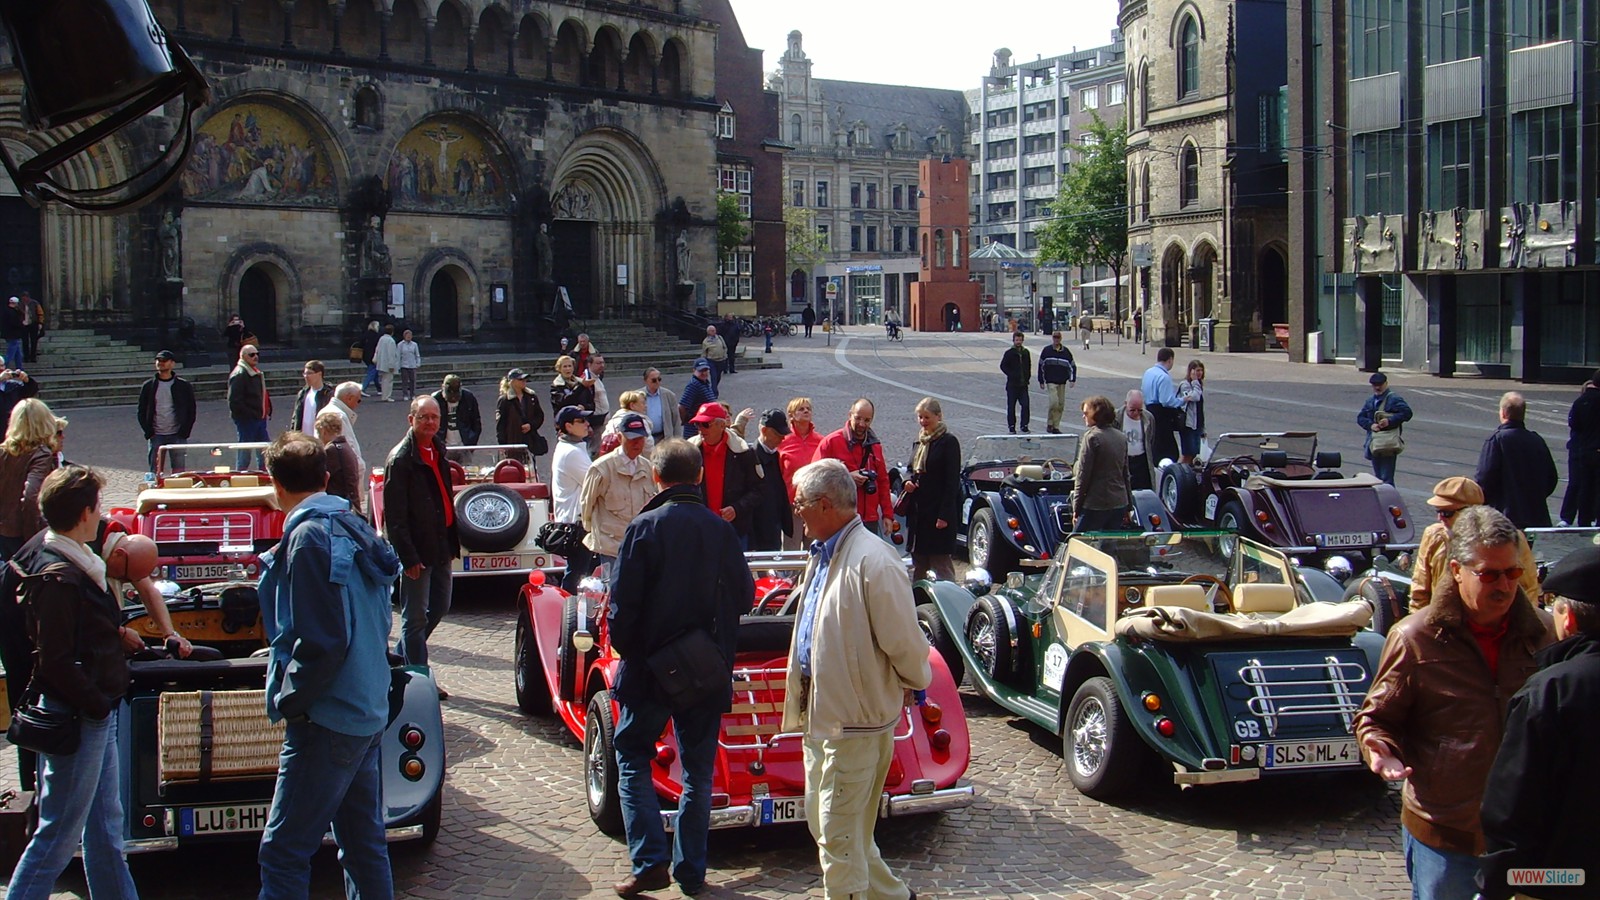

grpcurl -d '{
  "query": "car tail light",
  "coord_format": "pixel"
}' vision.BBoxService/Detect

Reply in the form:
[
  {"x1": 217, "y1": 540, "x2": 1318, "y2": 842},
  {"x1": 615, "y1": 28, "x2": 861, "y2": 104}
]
[
  {"x1": 1149, "y1": 514, "x2": 1162, "y2": 528},
  {"x1": 400, "y1": 725, "x2": 425, "y2": 750},
  {"x1": 920, "y1": 702, "x2": 943, "y2": 726},
  {"x1": 655, "y1": 745, "x2": 676, "y2": 767},
  {"x1": 528, "y1": 569, "x2": 546, "y2": 587},
  {"x1": 1155, "y1": 717, "x2": 1176, "y2": 738},
  {"x1": 1254, "y1": 510, "x2": 1269, "y2": 523},
  {"x1": 400, "y1": 755, "x2": 425, "y2": 781},
  {"x1": 930, "y1": 729, "x2": 952, "y2": 751},
  {"x1": 1012, "y1": 530, "x2": 1026, "y2": 541},
  {"x1": 886, "y1": 759, "x2": 905, "y2": 785},
  {"x1": 142, "y1": 814, "x2": 157, "y2": 828},
  {"x1": 711, "y1": 793, "x2": 730, "y2": 809},
  {"x1": 1006, "y1": 517, "x2": 1020, "y2": 529},
  {"x1": 1040, "y1": 550, "x2": 1050, "y2": 560},
  {"x1": 1142, "y1": 692, "x2": 1161, "y2": 712},
  {"x1": 1032, "y1": 621, "x2": 1043, "y2": 639}
]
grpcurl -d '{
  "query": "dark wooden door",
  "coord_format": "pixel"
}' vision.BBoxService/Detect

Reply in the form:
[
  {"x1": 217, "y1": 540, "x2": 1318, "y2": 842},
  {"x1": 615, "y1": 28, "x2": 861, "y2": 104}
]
[
  {"x1": 430, "y1": 270, "x2": 459, "y2": 338},
  {"x1": 239, "y1": 266, "x2": 277, "y2": 344},
  {"x1": 550, "y1": 220, "x2": 595, "y2": 317},
  {"x1": 0, "y1": 198, "x2": 41, "y2": 301}
]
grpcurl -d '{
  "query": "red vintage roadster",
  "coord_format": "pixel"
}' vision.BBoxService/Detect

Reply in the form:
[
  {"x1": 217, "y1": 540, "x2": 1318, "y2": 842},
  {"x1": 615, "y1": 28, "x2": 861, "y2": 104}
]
[{"x1": 512, "y1": 551, "x2": 974, "y2": 834}]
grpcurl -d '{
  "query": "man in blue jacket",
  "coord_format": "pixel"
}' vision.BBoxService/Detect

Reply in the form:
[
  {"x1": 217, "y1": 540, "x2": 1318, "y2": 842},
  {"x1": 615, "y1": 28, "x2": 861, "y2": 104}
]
[
  {"x1": 256, "y1": 432, "x2": 403, "y2": 900},
  {"x1": 608, "y1": 439, "x2": 752, "y2": 897},
  {"x1": 1357, "y1": 372, "x2": 1413, "y2": 486}
]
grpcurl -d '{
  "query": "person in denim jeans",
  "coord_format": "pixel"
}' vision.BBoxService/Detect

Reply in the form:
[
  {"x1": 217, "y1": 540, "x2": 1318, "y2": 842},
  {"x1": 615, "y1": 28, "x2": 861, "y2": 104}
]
[
  {"x1": 7, "y1": 465, "x2": 139, "y2": 900},
  {"x1": 607, "y1": 440, "x2": 752, "y2": 897},
  {"x1": 256, "y1": 433, "x2": 403, "y2": 899}
]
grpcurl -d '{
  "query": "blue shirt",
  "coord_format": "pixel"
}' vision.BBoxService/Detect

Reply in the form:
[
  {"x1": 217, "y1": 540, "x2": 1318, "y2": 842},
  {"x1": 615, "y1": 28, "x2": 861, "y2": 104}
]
[
  {"x1": 680, "y1": 377, "x2": 717, "y2": 438},
  {"x1": 644, "y1": 390, "x2": 664, "y2": 436},
  {"x1": 1141, "y1": 363, "x2": 1183, "y2": 409},
  {"x1": 796, "y1": 520, "x2": 852, "y2": 678}
]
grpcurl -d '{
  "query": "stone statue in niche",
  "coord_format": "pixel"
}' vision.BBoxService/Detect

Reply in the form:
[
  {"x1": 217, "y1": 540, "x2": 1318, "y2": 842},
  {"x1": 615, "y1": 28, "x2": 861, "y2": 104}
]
[
  {"x1": 158, "y1": 211, "x2": 182, "y2": 280},
  {"x1": 535, "y1": 222, "x2": 554, "y2": 283},
  {"x1": 676, "y1": 231, "x2": 692, "y2": 284},
  {"x1": 361, "y1": 215, "x2": 391, "y2": 280}
]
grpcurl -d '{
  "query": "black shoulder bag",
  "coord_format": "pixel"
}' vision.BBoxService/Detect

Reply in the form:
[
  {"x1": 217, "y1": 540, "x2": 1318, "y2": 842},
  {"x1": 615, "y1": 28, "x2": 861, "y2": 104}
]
[
  {"x1": 6, "y1": 575, "x2": 84, "y2": 756},
  {"x1": 645, "y1": 570, "x2": 732, "y2": 711}
]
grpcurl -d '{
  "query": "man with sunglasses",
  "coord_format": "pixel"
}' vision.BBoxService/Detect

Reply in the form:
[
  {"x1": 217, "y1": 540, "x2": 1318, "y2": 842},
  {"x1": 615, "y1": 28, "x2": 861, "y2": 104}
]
[
  {"x1": 1356, "y1": 505, "x2": 1554, "y2": 900},
  {"x1": 639, "y1": 368, "x2": 678, "y2": 444},
  {"x1": 227, "y1": 343, "x2": 271, "y2": 470},
  {"x1": 1409, "y1": 476, "x2": 1538, "y2": 613}
]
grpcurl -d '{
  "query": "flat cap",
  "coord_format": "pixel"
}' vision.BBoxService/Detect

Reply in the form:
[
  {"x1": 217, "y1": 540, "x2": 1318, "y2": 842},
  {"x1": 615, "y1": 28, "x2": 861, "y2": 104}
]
[
  {"x1": 1541, "y1": 541, "x2": 1600, "y2": 605},
  {"x1": 1426, "y1": 476, "x2": 1484, "y2": 509}
]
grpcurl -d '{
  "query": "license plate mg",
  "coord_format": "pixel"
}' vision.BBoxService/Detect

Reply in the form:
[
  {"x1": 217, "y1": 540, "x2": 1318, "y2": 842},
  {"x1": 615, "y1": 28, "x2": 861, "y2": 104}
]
[
  {"x1": 170, "y1": 564, "x2": 241, "y2": 581},
  {"x1": 178, "y1": 803, "x2": 272, "y2": 836},
  {"x1": 759, "y1": 796, "x2": 805, "y2": 825},
  {"x1": 1317, "y1": 532, "x2": 1371, "y2": 548},
  {"x1": 1262, "y1": 739, "x2": 1358, "y2": 769}
]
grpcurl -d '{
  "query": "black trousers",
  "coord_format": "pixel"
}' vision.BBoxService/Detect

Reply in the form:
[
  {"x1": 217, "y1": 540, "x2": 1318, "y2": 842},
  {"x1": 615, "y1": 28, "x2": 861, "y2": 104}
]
[
  {"x1": 1005, "y1": 383, "x2": 1030, "y2": 432},
  {"x1": 1150, "y1": 406, "x2": 1182, "y2": 465}
]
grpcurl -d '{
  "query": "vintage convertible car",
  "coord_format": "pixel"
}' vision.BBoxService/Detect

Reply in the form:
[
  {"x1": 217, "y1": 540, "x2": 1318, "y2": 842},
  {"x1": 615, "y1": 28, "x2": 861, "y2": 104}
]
[
  {"x1": 369, "y1": 444, "x2": 563, "y2": 578},
  {"x1": 118, "y1": 579, "x2": 445, "y2": 851},
  {"x1": 1156, "y1": 432, "x2": 1415, "y2": 571},
  {"x1": 512, "y1": 550, "x2": 974, "y2": 835},
  {"x1": 916, "y1": 531, "x2": 1383, "y2": 800},
  {"x1": 107, "y1": 442, "x2": 283, "y2": 586}
]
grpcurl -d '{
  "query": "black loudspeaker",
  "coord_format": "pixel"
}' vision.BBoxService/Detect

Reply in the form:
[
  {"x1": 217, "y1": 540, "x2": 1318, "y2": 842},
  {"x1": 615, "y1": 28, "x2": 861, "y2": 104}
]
[{"x1": 0, "y1": 0, "x2": 209, "y2": 213}]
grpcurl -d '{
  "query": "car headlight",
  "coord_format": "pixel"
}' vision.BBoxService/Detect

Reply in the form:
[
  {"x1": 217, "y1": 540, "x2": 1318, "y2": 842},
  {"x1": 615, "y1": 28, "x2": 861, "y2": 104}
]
[
  {"x1": 1323, "y1": 554, "x2": 1354, "y2": 583},
  {"x1": 961, "y1": 569, "x2": 993, "y2": 597}
]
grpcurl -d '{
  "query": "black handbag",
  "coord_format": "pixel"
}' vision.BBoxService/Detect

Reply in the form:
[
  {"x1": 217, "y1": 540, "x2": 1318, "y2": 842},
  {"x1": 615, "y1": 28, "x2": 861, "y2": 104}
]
[
  {"x1": 536, "y1": 521, "x2": 587, "y2": 557},
  {"x1": 646, "y1": 627, "x2": 730, "y2": 712},
  {"x1": 5, "y1": 685, "x2": 79, "y2": 757}
]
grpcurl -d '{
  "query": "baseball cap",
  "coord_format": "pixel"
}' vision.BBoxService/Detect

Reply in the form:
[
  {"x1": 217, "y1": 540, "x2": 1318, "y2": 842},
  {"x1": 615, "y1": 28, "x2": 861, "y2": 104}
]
[
  {"x1": 555, "y1": 405, "x2": 590, "y2": 427},
  {"x1": 507, "y1": 368, "x2": 528, "y2": 381},
  {"x1": 690, "y1": 402, "x2": 731, "y2": 424},
  {"x1": 1426, "y1": 476, "x2": 1484, "y2": 510},
  {"x1": 693, "y1": 357, "x2": 712, "y2": 371},
  {"x1": 1369, "y1": 372, "x2": 1388, "y2": 385},
  {"x1": 618, "y1": 413, "x2": 649, "y2": 439},
  {"x1": 154, "y1": 350, "x2": 176, "y2": 361},
  {"x1": 759, "y1": 408, "x2": 790, "y2": 436}
]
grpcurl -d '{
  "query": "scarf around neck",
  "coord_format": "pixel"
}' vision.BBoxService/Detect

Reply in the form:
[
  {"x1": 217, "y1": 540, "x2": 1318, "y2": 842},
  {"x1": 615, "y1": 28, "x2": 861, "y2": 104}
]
[
  {"x1": 911, "y1": 422, "x2": 947, "y2": 474},
  {"x1": 44, "y1": 529, "x2": 107, "y2": 591}
]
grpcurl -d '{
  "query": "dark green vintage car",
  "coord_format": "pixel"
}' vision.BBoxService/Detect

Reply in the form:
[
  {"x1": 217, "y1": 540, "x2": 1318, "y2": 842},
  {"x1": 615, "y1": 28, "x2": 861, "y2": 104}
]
[{"x1": 916, "y1": 531, "x2": 1385, "y2": 800}]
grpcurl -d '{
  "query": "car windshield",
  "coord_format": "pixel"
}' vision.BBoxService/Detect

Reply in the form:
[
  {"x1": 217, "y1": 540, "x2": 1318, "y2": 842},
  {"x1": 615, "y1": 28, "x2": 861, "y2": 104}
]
[
  {"x1": 157, "y1": 442, "x2": 271, "y2": 477},
  {"x1": 1207, "y1": 432, "x2": 1318, "y2": 465},
  {"x1": 968, "y1": 433, "x2": 1079, "y2": 466},
  {"x1": 1071, "y1": 531, "x2": 1239, "y2": 580},
  {"x1": 1526, "y1": 527, "x2": 1600, "y2": 566}
]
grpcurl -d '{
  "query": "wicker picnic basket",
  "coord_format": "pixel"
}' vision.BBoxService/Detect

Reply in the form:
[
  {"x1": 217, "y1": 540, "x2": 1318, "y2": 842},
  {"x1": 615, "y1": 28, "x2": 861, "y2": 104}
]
[{"x1": 157, "y1": 690, "x2": 284, "y2": 785}]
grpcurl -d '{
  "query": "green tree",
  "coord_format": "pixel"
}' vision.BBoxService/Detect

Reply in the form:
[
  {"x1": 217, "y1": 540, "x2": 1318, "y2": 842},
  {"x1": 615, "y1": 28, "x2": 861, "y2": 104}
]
[
  {"x1": 783, "y1": 201, "x2": 829, "y2": 273},
  {"x1": 716, "y1": 192, "x2": 751, "y2": 263},
  {"x1": 1036, "y1": 115, "x2": 1129, "y2": 321}
]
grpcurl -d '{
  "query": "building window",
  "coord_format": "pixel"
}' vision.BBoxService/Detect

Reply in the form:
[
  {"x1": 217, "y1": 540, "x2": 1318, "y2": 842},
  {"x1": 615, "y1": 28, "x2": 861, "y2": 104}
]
[
  {"x1": 1508, "y1": 0, "x2": 1574, "y2": 47},
  {"x1": 717, "y1": 102, "x2": 736, "y2": 139},
  {"x1": 1258, "y1": 87, "x2": 1287, "y2": 160},
  {"x1": 850, "y1": 226, "x2": 862, "y2": 252},
  {"x1": 816, "y1": 181, "x2": 829, "y2": 207},
  {"x1": 1023, "y1": 231, "x2": 1040, "y2": 251},
  {"x1": 988, "y1": 139, "x2": 1017, "y2": 158},
  {"x1": 1023, "y1": 133, "x2": 1055, "y2": 154},
  {"x1": 1351, "y1": 0, "x2": 1402, "y2": 77},
  {"x1": 1511, "y1": 107, "x2": 1577, "y2": 203},
  {"x1": 934, "y1": 229, "x2": 946, "y2": 267},
  {"x1": 1023, "y1": 166, "x2": 1055, "y2": 187},
  {"x1": 1352, "y1": 129, "x2": 1404, "y2": 215},
  {"x1": 1428, "y1": 0, "x2": 1483, "y2": 62},
  {"x1": 1080, "y1": 133, "x2": 1099, "y2": 147},
  {"x1": 893, "y1": 226, "x2": 905, "y2": 253},
  {"x1": 909, "y1": 188, "x2": 918, "y2": 210},
  {"x1": 817, "y1": 224, "x2": 830, "y2": 250},
  {"x1": 1427, "y1": 118, "x2": 1484, "y2": 209},
  {"x1": 1081, "y1": 87, "x2": 1100, "y2": 110},
  {"x1": 1178, "y1": 16, "x2": 1200, "y2": 97},
  {"x1": 988, "y1": 171, "x2": 1016, "y2": 190},
  {"x1": 1141, "y1": 161, "x2": 1151, "y2": 220},
  {"x1": 1107, "y1": 82, "x2": 1125, "y2": 106},
  {"x1": 1138, "y1": 61, "x2": 1150, "y2": 125},
  {"x1": 792, "y1": 179, "x2": 806, "y2": 207},
  {"x1": 866, "y1": 184, "x2": 878, "y2": 209},
  {"x1": 866, "y1": 226, "x2": 878, "y2": 252},
  {"x1": 721, "y1": 165, "x2": 753, "y2": 217},
  {"x1": 1179, "y1": 143, "x2": 1199, "y2": 207},
  {"x1": 1128, "y1": 166, "x2": 1139, "y2": 222},
  {"x1": 989, "y1": 202, "x2": 1016, "y2": 222},
  {"x1": 790, "y1": 113, "x2": 803, "y2": 143},
  {"x1": 1024, "y1": 198, "x2": 1051, "y2": 219},
  {"x1": 850, "y1": 182, "x2": 862, "y2": 208},
  {"x1": 892, "y1": 184, "x2": 904, "y2": 209},
  {"x1": 718, "y1": 248, "x2": 752, "y2": 300}
]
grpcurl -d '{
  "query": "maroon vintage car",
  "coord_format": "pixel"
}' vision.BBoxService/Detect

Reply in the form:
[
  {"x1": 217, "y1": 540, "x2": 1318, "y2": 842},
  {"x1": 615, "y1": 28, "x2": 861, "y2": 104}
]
[{"x1": 1156, "y1": 432, "x2": 1415, "y2": 570}]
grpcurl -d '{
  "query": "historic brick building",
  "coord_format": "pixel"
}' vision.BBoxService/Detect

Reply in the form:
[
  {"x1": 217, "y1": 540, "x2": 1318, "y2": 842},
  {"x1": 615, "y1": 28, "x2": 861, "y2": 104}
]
[
  {"x1": 1122, "y1": 0, "x2": 1288, "y2": 351},
  {"x1": 0, "y1": 0, "x2": 782, "y2": 346}
]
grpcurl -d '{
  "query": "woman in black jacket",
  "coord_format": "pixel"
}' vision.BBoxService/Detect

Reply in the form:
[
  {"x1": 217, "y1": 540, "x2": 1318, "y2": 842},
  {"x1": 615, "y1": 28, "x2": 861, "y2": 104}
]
[
  {"x1": 902, "y1": 398, "x2": 962, "y2": 581},
  {"x1": 494, "y1": 369, "x2": 546, "y2": 471},
  {"x1": 7, "y1": 466, "x2": 140, "y2": 900},
  {"x1": 549, "y1": 354, "x2": 595, "y2": 414}
]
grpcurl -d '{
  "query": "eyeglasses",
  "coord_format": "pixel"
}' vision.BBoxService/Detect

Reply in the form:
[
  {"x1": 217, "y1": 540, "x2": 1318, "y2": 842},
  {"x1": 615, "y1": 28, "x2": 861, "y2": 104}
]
[
  {"x1": 1437, "y1": 508, "x2": 1459, "y2": 520},
  {"x1": 792, "y1": 496, "x2": 821, "y2": 512},
  {"x1": 244, "y1": 352, "x2": 258, "y2": 358},
  {"x1": 694, "y1": 422, "x2": 713, "y2": 429},
  {"x1": 1465, "y1": 566, "x2": 1525, "y2": 585},
  {"x1": 647, "y1": 377, "x2": 661, "y2": 383}
]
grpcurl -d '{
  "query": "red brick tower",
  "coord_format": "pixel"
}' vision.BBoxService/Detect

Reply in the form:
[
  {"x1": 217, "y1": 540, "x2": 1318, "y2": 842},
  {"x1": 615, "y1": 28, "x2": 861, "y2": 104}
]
[{"x1": 909, "y1": 157, "x2": 981, "y2": 332}]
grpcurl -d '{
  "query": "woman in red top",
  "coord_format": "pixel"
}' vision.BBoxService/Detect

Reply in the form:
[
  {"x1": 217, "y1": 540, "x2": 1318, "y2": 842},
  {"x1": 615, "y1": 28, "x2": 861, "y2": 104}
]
[{"x1": 776, "y1": 397, "x2": 821, "y2": 550}]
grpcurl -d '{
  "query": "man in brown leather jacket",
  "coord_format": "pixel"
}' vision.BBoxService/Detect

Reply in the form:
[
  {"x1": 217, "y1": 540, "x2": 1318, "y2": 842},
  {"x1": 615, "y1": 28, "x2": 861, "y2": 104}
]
[{"x1": 1354, "y1": 505, "x2": 1554, "y2": 900}]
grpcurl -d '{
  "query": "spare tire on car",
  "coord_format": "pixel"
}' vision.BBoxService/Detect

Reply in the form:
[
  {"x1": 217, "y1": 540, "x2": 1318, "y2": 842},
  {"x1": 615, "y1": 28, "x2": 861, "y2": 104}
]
[{"x1": 454, "y1": 483, "x2": 529, "y2": 553}]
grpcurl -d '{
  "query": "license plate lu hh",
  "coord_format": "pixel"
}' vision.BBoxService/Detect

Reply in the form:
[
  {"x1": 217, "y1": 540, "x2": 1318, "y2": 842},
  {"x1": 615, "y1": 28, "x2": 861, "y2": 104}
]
[
  {"x1": 178, "y1": 803, "x2": 272, "y2": 836},
  {"x1": 1319, "y1": 532, "x2": 1371, "y2": 548},
  {"x1": 1262, "y1": 739, "x2": 1358, "y2": 769},
  {"x1": 759, "y1": 796, "x2": 804, "y2": 825}
]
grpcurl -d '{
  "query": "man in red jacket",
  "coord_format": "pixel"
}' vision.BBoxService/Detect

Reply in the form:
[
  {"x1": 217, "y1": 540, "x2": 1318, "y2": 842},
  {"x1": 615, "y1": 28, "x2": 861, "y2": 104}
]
[{"x1": 812, "y1": 398, "x2": 894, "y2": 535}]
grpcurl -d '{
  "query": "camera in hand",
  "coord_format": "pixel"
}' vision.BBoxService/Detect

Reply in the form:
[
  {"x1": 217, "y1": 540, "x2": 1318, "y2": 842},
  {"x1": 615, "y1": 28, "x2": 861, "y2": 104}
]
[{"x1": 862, "y1": 469, "x2": 877, "y2": 494}]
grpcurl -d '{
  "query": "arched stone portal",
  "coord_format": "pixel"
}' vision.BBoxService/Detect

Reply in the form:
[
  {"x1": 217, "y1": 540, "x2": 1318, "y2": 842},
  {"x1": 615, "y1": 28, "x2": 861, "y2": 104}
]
[
  {"x1": 549, "y1": 128, "x2": 667, "y2": 319},
  {"x1": 430, "y1": 265, "x2": 467, "y2": 338},
  {"x1": 1160, "y1": 243, "x2": 1185, "y2": 345},
  {"x1": 239, "y1": 263, "x2": 283, "y2": 344}
]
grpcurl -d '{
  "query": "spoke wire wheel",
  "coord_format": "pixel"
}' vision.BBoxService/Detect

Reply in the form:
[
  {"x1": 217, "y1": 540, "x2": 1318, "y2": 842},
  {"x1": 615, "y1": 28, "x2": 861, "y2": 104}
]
[
  {"x1": 968, "y1": 608, "x2": 997, "y2": 673},
  {"x1": 464, "y1": 491, "x2": 515, "y2": 528},
  {"x1": 970, "y1": 512, "x2": 993, "y2": 568},
  {"x1": 1071, "y1": 695, "x2": 1109, "y2": 779}
]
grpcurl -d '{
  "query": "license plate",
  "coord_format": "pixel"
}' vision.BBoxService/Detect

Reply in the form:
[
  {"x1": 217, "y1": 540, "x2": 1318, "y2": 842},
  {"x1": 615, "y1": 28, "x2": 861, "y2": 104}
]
[
  {"x1": 461, "y1": 553, "x2": 546, "y2": 572},
  {"x1": 1317, "y1": 532, "x2": 1371, "y2": 548},
  {"x1": 1262, "y1": 739, "x2": 1358, "y2": 769},
  {"x1": 759, "y1": 796, "x2": 805, "y2": 825},
  {"x1": 171, "y1": 564, "x2": 242, "y2": 581},
  {"x1": 178, "y1": 803, "x2": 272, "y2": 836}
]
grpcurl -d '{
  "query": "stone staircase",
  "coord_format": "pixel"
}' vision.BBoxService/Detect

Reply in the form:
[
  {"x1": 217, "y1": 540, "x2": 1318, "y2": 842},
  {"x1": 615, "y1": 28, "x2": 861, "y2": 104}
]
[{"x1": 20, "y1": 321, "x2": 778, "y2": 410}]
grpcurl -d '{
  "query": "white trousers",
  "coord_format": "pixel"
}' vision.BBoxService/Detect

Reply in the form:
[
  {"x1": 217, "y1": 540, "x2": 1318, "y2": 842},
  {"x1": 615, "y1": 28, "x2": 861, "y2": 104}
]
[{"x1": 803, "y1": 732, "x2": 908, "y2": 900}]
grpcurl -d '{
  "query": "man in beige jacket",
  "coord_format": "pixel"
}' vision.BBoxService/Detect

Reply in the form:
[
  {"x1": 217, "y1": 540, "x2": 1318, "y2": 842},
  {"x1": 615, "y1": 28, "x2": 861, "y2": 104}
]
[
  {"x1": 579, "y1": 413, "x2": 658, "y2": 584},
  {"x1": 783, "y1": 458, "x2": 931, "y2": 900}
]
